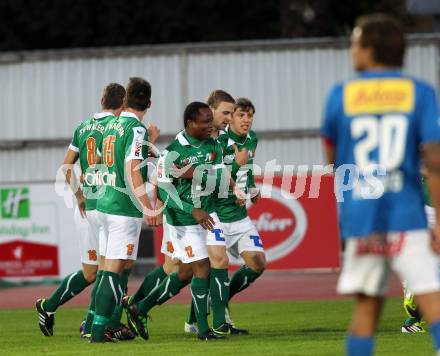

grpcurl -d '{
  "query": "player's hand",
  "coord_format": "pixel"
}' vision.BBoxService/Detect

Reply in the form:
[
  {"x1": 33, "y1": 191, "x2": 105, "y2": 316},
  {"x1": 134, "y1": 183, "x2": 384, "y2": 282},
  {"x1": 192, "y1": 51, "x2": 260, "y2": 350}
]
[
  {"x1": 192, "y1": 208, "x2": 215, "y2": 230},
  {"x1": 250, "y1": 188, "x2": 261, "y2": 204},
  {"x1": 143, "y1": 207, "x2": 162, "y2": 227},
  {"x1": 148, "y1": 124, "x2": 160, "y2": 145},
  {"x1": 75, "y1": 190, "x2": 87, "y2": 218},
  {"x1": 233, "y1": 144, "x2": 249, "y2": 166},
  {"x1": 233, "y1": 186, "x2": 247, "y2": 206},
  {"x1": 431, "y1": 221, "x2": 440, "y2": 255}
]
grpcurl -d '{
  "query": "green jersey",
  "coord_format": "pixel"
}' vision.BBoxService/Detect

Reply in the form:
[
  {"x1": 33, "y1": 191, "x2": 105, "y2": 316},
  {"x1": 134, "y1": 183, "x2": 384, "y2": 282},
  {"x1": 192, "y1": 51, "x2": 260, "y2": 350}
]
[
  {"x1": 158, "y1": 131, "x2": 223, "y2": 226},
  {"x1": 69, "y1": 112, "x2": 115, "y2": 211},
  {"x1": 215, "y1": 128, "x2": 258, "y2": 223},
  {"x1": 96, "y1": 111, "x2": 149, "y2": 218}
]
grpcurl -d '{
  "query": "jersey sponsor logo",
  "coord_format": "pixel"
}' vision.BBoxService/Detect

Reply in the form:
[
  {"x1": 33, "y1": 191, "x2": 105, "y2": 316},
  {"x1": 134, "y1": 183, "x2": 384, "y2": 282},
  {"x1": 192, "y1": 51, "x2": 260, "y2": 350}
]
[
  {"x1": 344, "y1": 79, "x2": 414, "y2": 115},
  {"x1": 181, "y1": 156, "x2": 199, "y2": 165},
  {"x1": 84, "y1": 170, "x2": 116, "y2": 187},
  {"x1": 237, "y1": 184, "x2": 307, "y2": 264}
]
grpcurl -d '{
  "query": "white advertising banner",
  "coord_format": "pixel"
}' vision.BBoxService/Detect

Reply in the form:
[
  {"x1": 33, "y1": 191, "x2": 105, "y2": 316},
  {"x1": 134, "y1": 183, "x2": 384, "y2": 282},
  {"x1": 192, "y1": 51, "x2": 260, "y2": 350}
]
[{"x1": 0, "y1": 183, "x2": 81, "y2": 281}]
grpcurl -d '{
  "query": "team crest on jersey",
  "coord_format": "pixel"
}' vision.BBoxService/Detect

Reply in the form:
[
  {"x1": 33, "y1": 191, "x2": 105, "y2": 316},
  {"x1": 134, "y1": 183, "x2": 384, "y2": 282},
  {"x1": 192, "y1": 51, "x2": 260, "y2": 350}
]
[
  {"x1": 205, "y1": 152, "x2": 216, "y2": 162},
  {"x1": 248, "y1": 149, "x2": 255, "y2": 158}
]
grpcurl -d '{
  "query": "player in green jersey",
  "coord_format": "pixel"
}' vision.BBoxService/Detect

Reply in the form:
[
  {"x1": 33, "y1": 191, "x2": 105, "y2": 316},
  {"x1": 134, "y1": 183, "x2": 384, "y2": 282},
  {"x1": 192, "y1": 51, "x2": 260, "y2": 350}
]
[
  {"x1": 36, "y1": 83, "x2": 127, "y2": 338},
  {"x1": 210, "y1": 98, "x2": 266, "y2": 333},
  {"x1": 125, "y1": 102, "x2": 245, "y2": 341},
  {"x1": 127, "y1": 90, "x2": 236, "y2": 334},
  {"x1": 401, "y1": 177, "x2": 433, "y2": 333},
  {"x1": 90, "y1": 77, "x2": 159, "y2": 342}
]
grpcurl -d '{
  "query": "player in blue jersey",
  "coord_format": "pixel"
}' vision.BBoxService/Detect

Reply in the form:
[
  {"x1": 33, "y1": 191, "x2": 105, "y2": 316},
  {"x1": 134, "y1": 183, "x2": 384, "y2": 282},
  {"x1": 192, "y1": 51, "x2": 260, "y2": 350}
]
[{"x1": 321, "y1": 14, "x2": 440, "y2": 355}]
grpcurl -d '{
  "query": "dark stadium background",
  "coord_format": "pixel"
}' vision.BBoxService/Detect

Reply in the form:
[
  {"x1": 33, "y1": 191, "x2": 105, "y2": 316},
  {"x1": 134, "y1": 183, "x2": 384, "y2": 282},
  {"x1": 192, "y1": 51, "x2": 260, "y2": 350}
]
[{"x1": 0, "y1": 0, "x2": 439, "y2": 52}]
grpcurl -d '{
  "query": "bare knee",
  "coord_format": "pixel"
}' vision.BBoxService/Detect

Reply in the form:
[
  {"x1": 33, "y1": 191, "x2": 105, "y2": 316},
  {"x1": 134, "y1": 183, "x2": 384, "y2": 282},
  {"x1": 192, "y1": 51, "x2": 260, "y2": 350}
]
[
  {"x1": 177, "y1": 264, "x2": 193, "y2": 283},
  {"x1": 163, "y1": 256, "x2": 180, "y2": 275},
  {"x1": 210, "y1": 254, "x2": 229, "y2": 269},
  {"x1": 243, "y1": 252, "x2": 266, "y2": 274},
  {"x1": 191, "y1": 259, "x2": 210, "y2": 279},
  {"x1": 82, "y1": 264, "x2": 98, "y2": 283},
  {"x1": 208, "y1": 246, "x2": 229, "y2": 269}
]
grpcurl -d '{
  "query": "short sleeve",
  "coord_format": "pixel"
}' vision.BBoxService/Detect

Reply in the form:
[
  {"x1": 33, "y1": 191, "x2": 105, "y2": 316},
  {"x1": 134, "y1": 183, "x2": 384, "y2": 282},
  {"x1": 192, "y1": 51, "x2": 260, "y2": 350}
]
[
  {"x1": 125, "y1": 126, "x2": 148, "y2": 162},
  {"x1": 417, "y1": 84, "x2": 440, "y2": 144},
  {"x1": 69, "y1": 128, "x2": 80, "y2": 152},
  {"x1": 320, "y1": 84, "x2": 341, "y2": 143}
]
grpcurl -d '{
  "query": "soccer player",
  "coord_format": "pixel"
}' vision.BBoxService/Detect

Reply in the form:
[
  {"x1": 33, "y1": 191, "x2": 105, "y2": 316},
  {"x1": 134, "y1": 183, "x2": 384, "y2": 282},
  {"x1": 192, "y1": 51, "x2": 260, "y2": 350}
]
[
  {"x1": 321, "y1": 14, "x2": 440, "y2": 355},
  {"x1": 36, "y1": 83, "x2": 126, "y2": 337},
  {"x1": 125, "y1": 102, "x2": 242, "y2": 340},
  {"x1": 401, "y1": 175, "x2": 434, "y2": 333},
  {"x1": 90, "y1": 77, "x2": 159, "y2": 342},
  {"x1": 127, "y1": 89, "x2": 236, "y2": 332},
  {"x1": 185, "y1": 96, "x2": 266, "y2": 335},
  {"x1": 216, "y1": 98, "x2": 266, "y2": 327}
]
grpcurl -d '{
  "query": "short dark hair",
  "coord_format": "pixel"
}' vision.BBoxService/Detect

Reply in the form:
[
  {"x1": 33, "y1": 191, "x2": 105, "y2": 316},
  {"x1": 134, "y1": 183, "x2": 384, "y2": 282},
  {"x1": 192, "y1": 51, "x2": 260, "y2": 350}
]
[
  {"x1": 102, "y1": 83, "x2": 125, "y2": 110},
  {"x1": 184, "y1": 102, "x2": 210, "y2": 127},
  {"x1": 355, "y1": 13, "x2": 405, "y2": 67},
  {"x1": 206, "y1": 89, "x2": 235, "y2": 109},
  {"x1": 126, "y1": 77, "x2": 152, "y2": 111},
  {"x1": 234, "y1": 97, "x2": 255, "y2": 114}
]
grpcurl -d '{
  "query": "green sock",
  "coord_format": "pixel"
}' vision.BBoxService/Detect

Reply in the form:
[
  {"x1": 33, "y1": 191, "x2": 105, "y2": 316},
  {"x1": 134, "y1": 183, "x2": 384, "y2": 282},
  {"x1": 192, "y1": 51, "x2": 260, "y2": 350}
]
[
  {"x1": 191, "y1": 277, "x2": 210, "y2": 335},
  {"x1": 108, "y1": 268, "x2": 131, "y2": 329},
  {"x1": 210, "y1": 268, "x2": 229, "y2": 328},
  {"x1": 91, "y1": 271, "x2": 122, "y2": 342},
  {"x1": 138, "y1": 272, "x2": 185, "y2": 316},
  {"x1": 229, "y1": 265, "x2": 261, "y2": 301},
  {"x1": 131, "y1": 266, "x2": 167, "y2": 304},
  {"x1": 84, "y1": 270, "x2": 103, "y2": 334},
  {"x1": 44, "y1": 270, "x2": 90, "y2": 312},
  {"x1": 187, "y1": 300, "x2": 197, "y2": 324}
]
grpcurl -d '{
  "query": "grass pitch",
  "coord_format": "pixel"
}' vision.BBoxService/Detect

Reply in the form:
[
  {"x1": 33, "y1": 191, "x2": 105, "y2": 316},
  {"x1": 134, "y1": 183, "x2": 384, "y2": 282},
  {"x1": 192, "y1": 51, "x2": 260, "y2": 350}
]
[{"x1": 0, "y1": 298, "x2": 433, "y2": 355}]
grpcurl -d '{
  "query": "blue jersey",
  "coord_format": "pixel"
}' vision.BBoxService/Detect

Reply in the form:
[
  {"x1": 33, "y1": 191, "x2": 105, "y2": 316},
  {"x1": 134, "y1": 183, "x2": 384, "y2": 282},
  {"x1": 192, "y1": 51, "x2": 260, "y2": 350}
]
[{"x1": 321, "y1": 71, "x2": 440, "y2": 239}]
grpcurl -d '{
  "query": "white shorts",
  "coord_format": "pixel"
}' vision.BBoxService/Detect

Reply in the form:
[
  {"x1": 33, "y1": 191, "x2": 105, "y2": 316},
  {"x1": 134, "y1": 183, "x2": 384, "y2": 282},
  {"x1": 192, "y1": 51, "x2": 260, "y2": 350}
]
[
  {"x1": 167, "y1": 218, "x2": 214, "y2": 264},
  {"x1": 338, "y1": 229, "x2": 440, "y2": 297},
  {"x1": 206, "y1": 216, "x2": 265, "y2": 259},
  {"x1": 74, "y1": 208, "x2": 106, "y2": 265},
  {"x1": 97, "y1": 211, "x2": 143, "y2": 260},
  {"x1": 160, "y1": 216, "x2": 174, "y2": 258}
]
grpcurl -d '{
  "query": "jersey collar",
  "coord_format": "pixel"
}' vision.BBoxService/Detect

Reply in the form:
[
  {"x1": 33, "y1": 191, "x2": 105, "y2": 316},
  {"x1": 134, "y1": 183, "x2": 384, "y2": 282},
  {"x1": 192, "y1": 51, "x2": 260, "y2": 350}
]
[
  {"x1": 359, "y1": 69, "x2": 402, "y2": 78},
  {"x1": 227, "y1": 127, "x2": 250, "y2": 147},
  {"x1": 120, "y1": 111, "x2": 140, "y2": 121},
  {"x1": 93, "y1": 112, "x2": 114, "y2": 119},
  {"x1": 177, "y1": 131, "x2": 203, "y2": 147}
]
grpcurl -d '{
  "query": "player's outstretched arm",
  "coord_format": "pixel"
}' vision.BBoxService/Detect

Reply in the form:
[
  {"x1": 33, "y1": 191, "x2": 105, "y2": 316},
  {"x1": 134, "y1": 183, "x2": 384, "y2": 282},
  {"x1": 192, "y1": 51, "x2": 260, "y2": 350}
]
[{"x1": 423, "y1": 142, "x2": 440, "y2": 253}]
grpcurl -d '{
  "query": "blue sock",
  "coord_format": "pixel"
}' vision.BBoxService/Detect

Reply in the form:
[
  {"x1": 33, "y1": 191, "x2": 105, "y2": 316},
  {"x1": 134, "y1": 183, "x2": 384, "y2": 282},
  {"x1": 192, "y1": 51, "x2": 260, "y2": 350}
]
[
  {"x1": 346, "y1": 335, "x2": 374, "y2": 356},
  {"x1": 430, "y1": 320, "x2": 440, "y2": 351}
]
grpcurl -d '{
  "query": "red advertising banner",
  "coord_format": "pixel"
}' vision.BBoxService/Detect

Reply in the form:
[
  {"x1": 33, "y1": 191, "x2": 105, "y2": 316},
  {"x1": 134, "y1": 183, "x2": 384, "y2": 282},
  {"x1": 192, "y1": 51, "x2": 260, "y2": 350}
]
[
  {"x1": 0, "y1": 240, "x2": 59, "y2": 277},
  {"x1": 155, "y1": 175, "x2": 340, "y2": 270}
]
